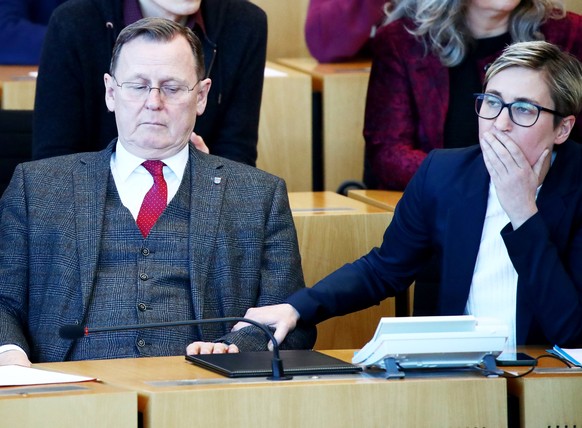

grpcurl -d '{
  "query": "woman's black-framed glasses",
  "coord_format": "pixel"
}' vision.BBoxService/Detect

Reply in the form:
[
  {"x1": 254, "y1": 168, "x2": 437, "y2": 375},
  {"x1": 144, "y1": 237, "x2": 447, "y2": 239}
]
[{"x1": 474, "y1": 93, "x2": 564, "y2": 127}]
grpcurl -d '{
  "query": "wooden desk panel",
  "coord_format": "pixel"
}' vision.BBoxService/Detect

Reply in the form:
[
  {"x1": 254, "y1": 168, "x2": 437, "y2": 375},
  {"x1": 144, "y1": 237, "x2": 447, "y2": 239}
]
[
  {"x1": 511, "y1": 376, "x2": 582, "y2": 427},
  {"x1": 249, "y1": 0, "x2": 311, "y2": 60},
  {"x1": 507, "y1": 347, "x2": 582, "y2": 428},
  {"x1": 277, "y1": 58, "x2": 371, "y2": 192},
  {"x1": 289, "y1": 191, "x2": 393, "y2": 349},
  {"x1": 0, "y1": 66, "x2": 37, "y2": 110},
  {"x1": 348, "y1": 189, "x2": 403, "y2": 212},
  {"x1": 0, "y1": 380, "x2": 136, "y2": 427},
  {"x1": 257, "y1": 63, "x2": 312, "y2": 191},
  {"x1": 37, "y1": 352, "x2": 508, "y2": 428},
  {"x1": 2, "y1": 81, "x2": 36, "y2": 110}
]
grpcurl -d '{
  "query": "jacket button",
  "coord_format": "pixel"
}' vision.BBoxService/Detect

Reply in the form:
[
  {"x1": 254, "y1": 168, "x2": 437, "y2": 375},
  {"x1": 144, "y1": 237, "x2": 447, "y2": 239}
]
[
  {"x1": 141, "y1": 248, "x2": 150, "y2": 256},
  {"x1": 139, "y1": 273, "x2": 148, "y2": 281},
  {"x1": 137, "y1": 339, "x2": 145, "y2": 347},
  {"x1": 137, "y1": 303, "x2": 147, "y2": 312}
]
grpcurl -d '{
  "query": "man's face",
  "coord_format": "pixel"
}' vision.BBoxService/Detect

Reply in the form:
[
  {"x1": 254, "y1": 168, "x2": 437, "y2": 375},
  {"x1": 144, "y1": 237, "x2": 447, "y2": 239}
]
[
  {"x1": 104, "y1": 35, "x2": 210, "y2": 159},
  {"x1": 479, "y1": 66, "x2": 570, "y2": 166}
]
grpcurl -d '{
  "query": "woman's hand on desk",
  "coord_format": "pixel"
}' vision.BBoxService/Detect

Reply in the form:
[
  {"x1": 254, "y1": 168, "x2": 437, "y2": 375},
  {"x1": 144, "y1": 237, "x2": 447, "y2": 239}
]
[
  {"x1": 0, "y1": 349, "x2": 31, "y2": 367},
  {"x1": 233, "y1": 304, "x2": 300, "y2": 351}
]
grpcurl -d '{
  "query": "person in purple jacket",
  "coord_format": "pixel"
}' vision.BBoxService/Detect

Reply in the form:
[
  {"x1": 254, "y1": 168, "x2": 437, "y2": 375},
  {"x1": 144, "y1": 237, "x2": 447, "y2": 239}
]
[
  {"x1": 305, "y1": 0, "x2": 387, "y2": 62},
  {"x1": 0, "y1": 0, "x2": 65, "y2": 64},
  {"x1": 363, "y1": 0, "x2": 582, "y2": 190}
]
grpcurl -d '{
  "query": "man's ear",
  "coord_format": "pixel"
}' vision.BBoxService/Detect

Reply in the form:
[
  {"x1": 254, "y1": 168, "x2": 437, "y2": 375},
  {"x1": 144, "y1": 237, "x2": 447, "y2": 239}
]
[
  {"x1": 554, "y1": 115, "x2": 576, "y2": 145},
  {"x1": 195, "y1": 78, "x2": 212, "y2": 116},
  {"x1": 104, "y1": 73, "x2": 116, "y2": 112}
]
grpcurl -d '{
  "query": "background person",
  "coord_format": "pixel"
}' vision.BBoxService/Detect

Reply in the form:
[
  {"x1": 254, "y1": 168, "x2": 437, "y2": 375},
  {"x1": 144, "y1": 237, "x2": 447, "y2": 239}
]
[
  {"x1": 364, "y1": 0, "x2": 582, "y2": 190},
  {"x1": 32, "y1": 0, "x2": 266, "y2": 166},
  {"x1": 305, "y1": 0, "x2": 387, "y2": 62}
]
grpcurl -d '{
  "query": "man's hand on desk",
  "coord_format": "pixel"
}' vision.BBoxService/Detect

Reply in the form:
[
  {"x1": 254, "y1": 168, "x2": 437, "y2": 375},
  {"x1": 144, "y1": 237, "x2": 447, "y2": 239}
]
[
  {"x1": 233, "y1": 304, "x2": 300, "y2": 351},
  {"x1": 190, "y1": 132, "x2": 209, "y2": 154},
  {"x1": 186, "y1": 341, "x2": 239, "y2": 355},
  {"x1": 0, "y1": 350, "x2": 31, "y2": 367}
]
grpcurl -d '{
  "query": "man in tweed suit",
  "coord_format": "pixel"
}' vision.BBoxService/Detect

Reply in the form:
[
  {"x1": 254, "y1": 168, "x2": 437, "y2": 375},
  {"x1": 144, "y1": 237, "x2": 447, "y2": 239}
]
[{"x1": 0, "y1": 17, "x2": 315, "y2": 367}]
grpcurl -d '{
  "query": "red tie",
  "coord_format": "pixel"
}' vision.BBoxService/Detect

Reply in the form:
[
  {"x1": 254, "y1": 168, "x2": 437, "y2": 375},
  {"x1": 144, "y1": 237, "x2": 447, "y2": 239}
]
[{"x1": 137, "y1": 160, "x2": 167, "y2": 237}]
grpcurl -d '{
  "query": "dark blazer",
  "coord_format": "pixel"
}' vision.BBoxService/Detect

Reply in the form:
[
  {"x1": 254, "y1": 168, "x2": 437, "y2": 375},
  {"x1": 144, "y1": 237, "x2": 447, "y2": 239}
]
[
  {"x1": 364, "y1": 13, "x2": 582, "y2": 190},
  {"x1": 289, "y1": 140, "x2": 582, "y2": 346},
  {"x1": 0, "y1": 143, "x2": 315, "y2": 363},
  {"x1": 32, "y1": 0, "x2": 266, "y2": 166}
]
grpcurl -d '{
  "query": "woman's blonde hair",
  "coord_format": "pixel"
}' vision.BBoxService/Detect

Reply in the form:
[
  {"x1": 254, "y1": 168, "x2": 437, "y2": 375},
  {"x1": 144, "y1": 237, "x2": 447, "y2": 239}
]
[
  {"x1": 484, "y1": 40, "x2": 582, "y2": 126},
  {"x1": 383, "y1": 0, "x2": 565, "y2": 66}
]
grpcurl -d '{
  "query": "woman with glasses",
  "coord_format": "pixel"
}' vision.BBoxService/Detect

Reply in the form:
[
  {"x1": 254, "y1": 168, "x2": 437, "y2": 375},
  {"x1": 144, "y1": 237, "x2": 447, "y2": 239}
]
[
  {"x1": 236, "y1": 41, "x2": 582, "y2": 351},
  {"x1": 363, "y1": 0, "x2": 582, "y2": 190}
]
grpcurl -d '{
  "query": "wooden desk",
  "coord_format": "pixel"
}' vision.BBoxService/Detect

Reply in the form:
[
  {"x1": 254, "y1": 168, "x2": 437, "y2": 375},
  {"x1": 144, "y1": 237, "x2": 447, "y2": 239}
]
[
  {"x1": 348, "y1": 189, "x2": 403, "y2": 212},
  {"x1": 249, "y1": 0, "x2": 311, "y2": 60},
  {"x1": 289, "y1": 191, "x2": 393, "y2": 349},
  {"x1": 37, "y1": 351, "x2": 508, "y2": 428},
  {"x1": 0, "y1": 378, "x2": 136, "y2": 427},
  {"x1": 277, "y1": 58, "x2": 371, "y2": 192},
  {"x1": 257, "y1": 62, "x2": 312, "y2": 191},
  {"x1": 506, "y1": 347, "x2": 582, "y2": 428},
  {"x1": 0, "y1": 66, "x2": 37, "y2": 110}
]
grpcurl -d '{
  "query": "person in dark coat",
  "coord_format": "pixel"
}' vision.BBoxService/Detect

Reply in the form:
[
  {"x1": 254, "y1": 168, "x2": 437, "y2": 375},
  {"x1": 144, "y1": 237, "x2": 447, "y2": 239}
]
[{"x1": 32, "y1": 0, "x2": 266, "y2": 166}]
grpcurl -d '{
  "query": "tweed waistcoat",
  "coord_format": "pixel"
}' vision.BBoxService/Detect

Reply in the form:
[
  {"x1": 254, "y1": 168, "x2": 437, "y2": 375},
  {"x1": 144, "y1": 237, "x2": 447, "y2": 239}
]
[{"x1": 70, "y1": 171, "x2": 196, "y2": 360}]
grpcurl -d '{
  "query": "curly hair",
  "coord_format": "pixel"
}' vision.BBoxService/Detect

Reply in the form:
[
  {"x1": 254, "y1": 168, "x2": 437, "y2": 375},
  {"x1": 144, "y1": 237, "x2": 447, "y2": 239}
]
[{"x1": 383, "y1": 0, "x2": 565, "y2": 66}]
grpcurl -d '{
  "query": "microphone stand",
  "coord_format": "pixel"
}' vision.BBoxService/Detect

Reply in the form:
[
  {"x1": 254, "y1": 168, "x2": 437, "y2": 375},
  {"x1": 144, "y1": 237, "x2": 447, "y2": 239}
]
[{"x1": 59, "y1": 317, "x2": 292, "y2": 381}]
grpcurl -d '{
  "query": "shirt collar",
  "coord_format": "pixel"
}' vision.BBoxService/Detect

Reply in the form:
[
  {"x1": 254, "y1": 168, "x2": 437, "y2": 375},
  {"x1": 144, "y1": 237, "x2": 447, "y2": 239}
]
[{"x1": 112, "y1": 139, "x2": 189, "y2": 183}]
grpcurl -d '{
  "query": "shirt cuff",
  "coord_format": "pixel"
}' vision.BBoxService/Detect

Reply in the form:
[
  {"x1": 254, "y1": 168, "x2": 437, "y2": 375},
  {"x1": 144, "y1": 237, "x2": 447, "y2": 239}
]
[{"x1": 0, "y1": 344, "x2": 26, "y2": 355}]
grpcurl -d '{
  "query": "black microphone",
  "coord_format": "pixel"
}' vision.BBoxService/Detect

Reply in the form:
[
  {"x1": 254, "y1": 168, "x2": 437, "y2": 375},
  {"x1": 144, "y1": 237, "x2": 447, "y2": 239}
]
[{"x1": 59, "y1": 317, "x2": 292, "y2": 381}]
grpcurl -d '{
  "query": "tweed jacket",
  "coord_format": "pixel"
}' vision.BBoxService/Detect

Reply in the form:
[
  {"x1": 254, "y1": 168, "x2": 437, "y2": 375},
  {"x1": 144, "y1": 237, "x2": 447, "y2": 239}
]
[
  {"x1": 0, "y1": 143, "x2": 315, "y2": 363},
  {"x1": 364, "y1": 13, "x2": 582, "y2": 190},
  {"x1": 289, "y1": 140, "x2": 582, "y2": 346},
  {"x1": 32, "y1": 0, "x2": 267, "y2": 166}
]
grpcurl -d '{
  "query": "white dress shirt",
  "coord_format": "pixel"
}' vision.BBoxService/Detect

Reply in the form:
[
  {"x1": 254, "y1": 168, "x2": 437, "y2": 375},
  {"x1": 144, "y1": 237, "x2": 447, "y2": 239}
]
[
  {"x1": 111, "y1": 140, "x2": 189, "y2": 218},
  {"x1": 465, "y1": 179, "x2": 543, "y2": 352},
  {"x1": 465, "y1": 181, "x2": 518, "y2": 351}
]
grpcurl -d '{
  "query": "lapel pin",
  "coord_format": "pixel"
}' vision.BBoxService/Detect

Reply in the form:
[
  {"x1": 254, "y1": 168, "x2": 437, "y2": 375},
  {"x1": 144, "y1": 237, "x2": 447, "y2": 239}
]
[{"x1": 213, "y1": 177, "x2": 222, "y2": 184}]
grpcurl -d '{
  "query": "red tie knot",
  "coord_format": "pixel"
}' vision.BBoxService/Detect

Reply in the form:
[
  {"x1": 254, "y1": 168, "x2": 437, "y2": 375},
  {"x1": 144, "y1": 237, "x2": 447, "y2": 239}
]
[{"x1": 142, "y1": 160, "x2": 165, "y2": 177}]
